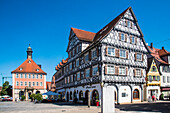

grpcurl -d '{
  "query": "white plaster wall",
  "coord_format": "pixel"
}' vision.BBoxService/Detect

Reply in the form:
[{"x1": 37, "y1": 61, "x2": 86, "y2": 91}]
[
  {"x1": 119, "y1": 86, "x2": 131, "y2": 103},
  {"x1": 146, "y1": 86, "x2": 160, "y2": 100},
  {"x1": 160, "y1": 66, "x2": 170, "y2": 87}
]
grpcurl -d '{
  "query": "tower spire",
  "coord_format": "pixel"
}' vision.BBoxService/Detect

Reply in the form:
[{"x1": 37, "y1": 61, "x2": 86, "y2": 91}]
[{"x1": 27, "y1": 44, "x2": 33, "y2": 59}]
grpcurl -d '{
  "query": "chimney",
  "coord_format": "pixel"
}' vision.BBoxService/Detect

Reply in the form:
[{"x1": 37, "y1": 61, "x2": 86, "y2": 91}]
[
  {"x1": 150, "y1": 43, "x2": 153, "y2": 49},
  {"x1": 162, "y1": 46, "x2": 164, "y2": 50},
  {"x1": 38, "y1": 65, "x2": 41, "y2": 68}
]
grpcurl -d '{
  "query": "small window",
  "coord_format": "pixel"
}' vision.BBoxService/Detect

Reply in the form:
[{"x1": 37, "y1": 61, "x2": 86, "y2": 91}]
[
  {"x1": 121, "y1": 33, "x2": 125, "y2": 41},
  {"x1": 16, "y1": 74, "x2": 19, "y2": 78},
  {"x1": 85, "y1": 69, "x2": 90, "y2": 78},
  {"x1": 77, "y1": 72, "x2": 80, "y2": 80},
  {"x1": 136, "y1": 69, "x2": 141, "y2": 76},
  {"x1": 20, "y1": 74, "x2": 23, "y2": 78},
  {"x1": 92, "y1": 66, "x2": 98, "y2": 76},
  {"x1": 167, "y1": 76, "x2": 170, "y2": 83},
  {"x1": 29, "y1": 82, "x2": 31, "y2": 87},
  {"x1": 28, "y1": 60, "x2": 31, "y2": 63},
  {"x1": 36, "y1": 69, "x2": 39, "y2": 71},
  {"x1": 108, "y1": 47, "x2": 115, "y2": 56},
  {"x1": 69, "y1": 63, "x2": 72, "y2": 70},
  {"x1": 36, "y1": 82, "x2": 39, "y2": 86},
  {"x1": 157, "y1": 76, "x2": 160, "y2": 81},
  {"x1": 40, "y1": 75, "x2": 43, "y2": 79},
  {"x1": 128, "y1": 21, "x2": 131, "y2": 27},
  {"x1": 85, "y1": 53, "x2": 89, "y2": 62},
  {"x1": 16, "y1": 81, "x2": 19, "y2": 86},
  {"x1": 120, "y1": 49, "x2": 126, "y2": 58},
  {"x1": 25, "y1": 82, "x2": 27, "y2": 86},
  {"x1": 132, "y1": 36, "x2": 135, "y2": 44},
  {"x1": 33, "y1": 82, "x2": 35, "y2": 86},
  {"x1": 25, "y1": 74, "x2": 27, "y2": 78},
  {"x1": 70, "y1": 75, "x2": 73, "y2": 82},
  {"x1": 122, "y1": 93, "x2": 126, "y2": 97},
  {"x1": 107, "y1": 65, "x2": 115, "y2": 74},
  {"x1": 20, "y1": 67, "x2": 23, "y2": 71},
  {"x1": 33, "y1": 74, "x2": 35, "y2": 78},
  {"x1": 133, "y1": 89, "x2": 139, "y2": 99},
  {"x1": 137, "y1": 53, "x2": 142, "y2": 61},
  {"x1": 36, "y1": 75, "x2": 38, "y2": 79},
  {"x1": 119, "y1": 67, "x2": 126, "y2": 75},
  {"x1": 40, "y1": 82, "x2": 43, "y2": 86},
  {"x1": 21, "y1": 81, "x2": 23, "y2": 86},
  {"x1": 151, "y1": 66, "x2": 157, "y2": 72},
  {"x1": 76, "y1": 59, "x2": 79, "y2": 67},
  {"x1": 92, "y1": 49, "x2": 97, "y2": 59},
  {"x1": 29, "y1": 74, "x2": 31, "y2": 78},
  {"x1": 163, "y1": 76, "x2": 166, "y2": 83},
  {"x1": 149, "y1": 75, "x2": 152, "y2": 82},
  {"x1": 79, "y1": 91, "x2": 83, "y2": 100}
]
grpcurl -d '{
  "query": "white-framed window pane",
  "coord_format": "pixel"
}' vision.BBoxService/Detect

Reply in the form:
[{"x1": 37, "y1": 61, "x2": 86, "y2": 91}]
[
  {"x1": 85, "y1": 54, "x2": 89, "y2": 62},
  {"x1": 92, "y1": 66, "x2": 98, "y2": 76},
  {"x1": 86, "y1": 69, "x2": 90, "y2": 78},
  {"x1": 132, "y1": 36, "x2": 135, "y2": 43},
  {"x1": 25, "y1": 82, "x2": 27, "y2": 86},
  {"x1": 29, "y1": 82, "x2": 31, "y2": 87},
  {"x1": 20, "y1": 74, "x2": 23, "y2": 78},
  {"x1": 33, "y1": 82, "x2": 35, "y2": 86},
  {"x1": 137, "y1": 53, "x2": 142, "y2": 61},
  {"x1": 76, "y1": 59, "x2": 79, "y2": 67},
  {"x1": 136, "y1": 69, "x2": 141, "y2": 76},
  {"x1": 120, "y1": 50, "x2": 126, "y2": 58},
  {"x1": 24, "y1": 74, "x2": 27, "y2": 78},
  {"x1": 36, "y1": 82, "x2": 39, "y2": 86},
  {"x1": 40, "y1": 82, "x2": 43, "y2": 86},
  {"x1": 119, "y1": 67, "x2": 126, "y2": 75},
  {"x1": 107, "y1": 65, "x2": 115, "y2": 74},
  {"x1": 21, "y1": 81, "x2": 23, "y2": 86},
  {"x1": 33, "y1": 74, "x2": 35, "y2": 78},
  {"x1": 29, "y1": 74, "x2": 31, "y2": 78},
  {"x1": 36, "y1": 75, "x2": 38, "y2": 79},
  {"x1": 16, "y1": 81, "x2": 19, "y2": 86},
  {"x1": 77, "y1": 72, "x2": 80, "y2": 80},
  {"x1": 40, "y1": 75, "x2": 43, "y2": 79},
  {"x1": 69, "y1": 63, "x2": 72, "y2": 70},
  {"x1": 16, "y1": 74, "x2": 19, "y2": 78},
  {"x1": 92, "y1": 49, "x2": 97, "y2": 59},
  {"x1": 121, "y1": 33, "x2": 125, "y2": 41},
  {"x1": 163, "y1": 76, "x2": 166, "y2": 83},
  {"x1": 108, "y1": 47, "x2": 115, "y2": 56}
]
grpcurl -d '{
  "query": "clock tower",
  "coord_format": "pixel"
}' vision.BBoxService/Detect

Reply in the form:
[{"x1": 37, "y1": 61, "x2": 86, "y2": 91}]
[{"x1": 27, "y1": 44, "x2": 33, "y2": 59}]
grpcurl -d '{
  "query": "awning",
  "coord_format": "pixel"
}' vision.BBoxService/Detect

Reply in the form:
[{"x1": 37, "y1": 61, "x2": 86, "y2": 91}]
[
  {"x1": 42, "y1": 91, "x2": 60, "y2": 96},
  {"x1": 161, "y1": 88, "x2": 170, "y2": 91}
]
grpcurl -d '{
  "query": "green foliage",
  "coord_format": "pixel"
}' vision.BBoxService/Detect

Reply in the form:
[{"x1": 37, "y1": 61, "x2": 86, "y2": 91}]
[
  {"x1": 160, "y1": 94, "x2": 164, "y2": 100},
  {"x1": 35, "y1": 94, "x2": 43, "y2": 101},
  {"x1": 21, "y1": 95, "x2": 26, "y2": 101},
  {"x1": 1, "y1": 81, "x2": 12, "y2": 96},
  {"x1": 30, "y1": 93, "x2": 36, "y2": 100}
]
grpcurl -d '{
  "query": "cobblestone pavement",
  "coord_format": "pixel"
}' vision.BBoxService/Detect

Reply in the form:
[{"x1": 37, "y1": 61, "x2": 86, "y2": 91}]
[{"x1": 0, "y1": 101, "x2": 169, "y2": 113}]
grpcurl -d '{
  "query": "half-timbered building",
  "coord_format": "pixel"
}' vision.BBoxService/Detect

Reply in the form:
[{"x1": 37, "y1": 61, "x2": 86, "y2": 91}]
[{"x1": 54, "y1": 7, "x2": 149, "y2": 105}]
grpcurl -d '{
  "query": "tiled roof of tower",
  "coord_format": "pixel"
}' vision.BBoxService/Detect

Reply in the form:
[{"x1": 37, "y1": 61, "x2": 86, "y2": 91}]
[
  {"x1": 71, "y1": 28, "x2": 96, "y2": 42},
  {"x1": 11, "y1": 58, "x2": 47, "y2": 74},
  {"x1": 148, "y1": 46, "x2": 169, "y2": 65}
]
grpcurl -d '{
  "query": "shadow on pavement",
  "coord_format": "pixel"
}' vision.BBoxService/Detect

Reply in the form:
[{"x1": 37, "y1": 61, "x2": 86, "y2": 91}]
[{"x1": 115, "y1": 102, "x2": 170, "y2": 113}]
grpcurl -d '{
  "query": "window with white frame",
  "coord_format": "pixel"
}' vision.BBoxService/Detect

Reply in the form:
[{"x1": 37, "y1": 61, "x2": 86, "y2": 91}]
[
  {"x1": 40, "y1": 82, "x2": 43, "y2": 86},
  {"x1": 67, "y1": 76, "x2": 70, "y2": 83},
  {"x1": 91, "y1": 49, "x2": 97, "y2": 59},
  {"x1": 29, "y1": 74, "x2": 31, "y2": 78},
  {"x1": 33, "y1": 82, "x2": 35, "y2": 86},
  {"x1": 85, "y1": 53, "x2": 89, "y2": 62},
  {"x1": 132, "y1": 36, "x2": 135, "y2": 44},
  {"x1": 70, "y1": 75, "x2": 73, "y2": 82},
  {"x1": 92, "y1": 66, "x2": 98, "y2": 76},
  {"x1": 24, "y1": 74, "x2": 27, "y2": 78},
  {"x1": 77, "y1": 72, "x2": 80, "y2": 80},
  {"x1": 76, "y1": 59, "x2": 79, "y2": 67},
  {"x1": 137, "y1": 53, "x2": 142, "y2": 61},
  {"x1": 85, "y1": 69, "x2": 90, "y2": 78},
  {"x1": 136, "y1": 69, "x2": 141, "y2": 76},
  {"x1": 167, "y1": 76, "x2": 170, "y2": 83},
  {"x1": 120, "y1": 49, "x2": 126, "y2": 58},
  {"x1": 16, "y1": 81, "x2": 19, "y2": 86},
  {"x1": 69, "y1": 63, "x2": 72, "y2": 70},
  {"x1": 36, "y1": 75, "x2": 38, "y2": 79},
  {"x1": 16, "y1": 74, "x2": 19, "y2": 78},
  {"x1": 119, "y1": 67, "x2": 126, "y2": 75},
  {"x1": 33, "y1": 74, "x2": 35, "y2": 78},
  {"x1": 25, "y1": 82, "x2": 27, "y2": 86},
  {"x1": 108, "y1": 47, "x2": 115, "y2": 56},
  {"x1": 107, "y1": 65, "x2": 115, "y2": 74},
  {"x1": 36, "y1": 82, "x2": 39, "y2": 86},
  {"x1": 29, "y1": 82, "x2": 31, "y2": 87},
  {"x1": 40, "y1": 75, "x2": 42, "y2": 79},
  {"x1": 21, "y1": 81, "x2": 23, "y2": 86},
  {"x1": 121, "y1": 33, "x2": 125, "y2": 41},
  {"x1": 128, "y1": 20, "x2": 131, "y2": 28},
  {"x1": 20, "y1": 74, "x2": 23, "y2": 78}
]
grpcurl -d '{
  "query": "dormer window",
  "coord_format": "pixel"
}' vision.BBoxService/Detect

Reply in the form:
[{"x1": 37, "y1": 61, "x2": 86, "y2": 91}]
[
  {"x1": 20, "y1": 67, "x2": 23, "y2": 71},
  {"x1": 28, "y1": 60, "x2": 31, "y2": 63},
  {"x1": 36, "y1": 69, "x2": 39, "y2": 71}
]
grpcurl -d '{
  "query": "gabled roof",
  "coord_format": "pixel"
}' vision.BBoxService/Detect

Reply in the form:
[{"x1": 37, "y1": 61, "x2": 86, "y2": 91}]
[
  {"x1": 158, "y1": 48, "x2": 170, "y2": 56},
  {"x1": 55, "y1": 58, "x2": 68, "y2": 71},
  {"x1": 148, "y1": 46, "x2": 169, "y2": 65},
  {"x1": 11, "y1": 58, "x2": 47, "y2": 74}
]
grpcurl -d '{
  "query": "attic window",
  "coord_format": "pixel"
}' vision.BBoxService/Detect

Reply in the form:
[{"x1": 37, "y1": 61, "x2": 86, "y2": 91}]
[
  {"x1": 36, "y1": 69, "x2": 39, "y2": 71},
  {"x1": 28, "y1": 60, "x2": 31, "y2": 63},
  {"x1": 20, "y1": 67, "x2": 23, "y2": 71}
]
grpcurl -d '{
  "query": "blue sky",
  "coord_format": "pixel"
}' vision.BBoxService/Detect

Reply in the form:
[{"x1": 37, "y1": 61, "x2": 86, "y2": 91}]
[{"x1": 0, "y1": 0, "x2": 170, "y2": 85}]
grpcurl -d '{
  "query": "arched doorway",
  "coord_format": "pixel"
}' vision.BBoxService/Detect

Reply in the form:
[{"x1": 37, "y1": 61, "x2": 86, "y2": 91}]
[
  {"x1": 114, "y1": 91, "x2": 117, "y2": 103},
  {"x1": 28, "y1": 92, "x2": 32, "y2": 99},
  {"x1": 36, "y1": 90, "x2": 40, "y2": 94},
  {"x1": 92, "y1": 90, "x2": 99, "y2": 106},
  {"x1": 79, "y1": 90, "x2": 83, "y2": 101},
  {"x1": 133, "y1": 89, "x2": 140, "y2": 99},
  {"x1": 70, "y1": 91, "x2": 72, "y2": 100},
  {"x1": 67, "y1": 92, "x2": 69, "y2": 102},
  {"x1": 85, "y1": 90, "x2": 89, "y2": 105},
  {"x1": 19, "y1": 91, "x2": 24, "y2": 99}
]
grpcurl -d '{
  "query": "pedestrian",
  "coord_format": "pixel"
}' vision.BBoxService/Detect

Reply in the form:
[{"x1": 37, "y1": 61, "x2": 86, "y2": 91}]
[
  {"x1": 152, "y1": 95, "x2": 155, "y2": 102},
  {"x1": 148, "y1": 96, "x2": 151, "y2": 102}
]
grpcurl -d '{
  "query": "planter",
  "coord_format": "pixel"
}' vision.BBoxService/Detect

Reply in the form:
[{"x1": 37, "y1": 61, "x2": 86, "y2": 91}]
[{"x1": 96, "y1": 101, "x2": 99, "y2": 106}]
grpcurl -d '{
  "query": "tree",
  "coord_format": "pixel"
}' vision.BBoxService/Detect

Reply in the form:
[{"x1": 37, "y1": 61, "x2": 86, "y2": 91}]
[
  {"x1": 1, "y1": 81, "x2": 12, "y2": 96},
  {"x1": 35, "y1": 94, "x2": 43, "y2": 102},
  {"x1": 30, "y1": 93, "x2": 36, "y2": 101}
]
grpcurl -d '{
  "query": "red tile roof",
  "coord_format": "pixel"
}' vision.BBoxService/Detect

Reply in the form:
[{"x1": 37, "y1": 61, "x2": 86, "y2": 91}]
[
  {"x1": 11, "y1": 58, "x2": 47, "y2": 74},
  {"x1": 71, "y1": 28, "x2": 96, "y2": 42},
  {"x1": 55, "y1": 58, "x2": 68, "y2": 71},
  {"x1": 148, "y1": 46, "x2": 169, "y2": 65}
]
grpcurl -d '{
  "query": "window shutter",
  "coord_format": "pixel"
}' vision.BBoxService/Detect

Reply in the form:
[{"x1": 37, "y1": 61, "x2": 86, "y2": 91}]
[
  {"x1": 105, "y1": 46, "x2": 108, "y2": 56},
  {"x1": 126, "y1": 67, "x2": 128, "y2": 75},
  {"x1": 90, "y1": 67, "x2": 92, "y2": 77},
  {"x1": 126, "y1": 50, "x2": 129, "y2": 59},
  {"x1": 118, "y1": 49, "x2": 120, "y2": 57},
  {"x1": 130, "y1": 35, "x2": 132, "y2": 43},
  {"x1": 115, "y1": 66, "x2": 119, "y2": 75},
  {"x1": 131, "y1": 22, "x2": 133, "y2": 28},
  {"x1": 135, "y1": 52, "x2": 137, "y2": 61},
  {"x1": 134, "y1": 69, "x2": 136, "y2": 76},
  {"x1": 105, "y1": 64, "x2": 107, "y2": 75},
  {"x1": 115, "y1": 48, "x2": 119, "y2": 57},
  {"x1": 125, "y1": 34, "x2": 127, "y2": 42},
  {"x1": 135, "y1": 37, "x2": 137, "y2": 45},
  {"x1": 89, "y1": 51, "x2": 91, "y2": 61},
  {"x1": 142, "y1": 54, "x2": 144, "y2": 61},
  {"x1": 126, "y1": 20, "x2": 128, "y2": 27},
  {"x1": 119, "y1": 32, "x2": 121, "y2": 41},
  {"x1": 141, "y1": 69, "x2": 143, "y2": 77}
]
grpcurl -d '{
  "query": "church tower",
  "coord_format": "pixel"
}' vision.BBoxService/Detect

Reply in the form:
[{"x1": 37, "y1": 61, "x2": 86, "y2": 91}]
[{"x1": 27, "y1": 44, "x2": 33, "y2": 59}]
